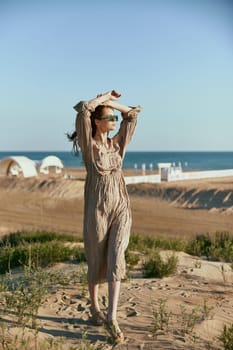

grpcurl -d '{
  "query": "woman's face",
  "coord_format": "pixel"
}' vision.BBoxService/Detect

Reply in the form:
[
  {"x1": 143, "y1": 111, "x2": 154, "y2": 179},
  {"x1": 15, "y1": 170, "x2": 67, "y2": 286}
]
[{"x1": 95, "y1": 107, "x2": 117, "y2": 133}]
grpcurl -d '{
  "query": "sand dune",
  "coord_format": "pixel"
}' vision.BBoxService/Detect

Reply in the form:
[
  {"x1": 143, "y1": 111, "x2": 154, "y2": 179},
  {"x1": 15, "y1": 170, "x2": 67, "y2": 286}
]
[
  {"x1": 0, "y1": 175, "x2": 233, "y2": 238},
  {"x1": 127, "y1": 180, "x2": 233, "y2": 211}
]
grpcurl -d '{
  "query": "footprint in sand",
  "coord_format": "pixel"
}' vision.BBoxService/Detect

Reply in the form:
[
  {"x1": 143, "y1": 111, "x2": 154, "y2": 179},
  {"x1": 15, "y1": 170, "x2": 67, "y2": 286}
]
[
  {"x1": 77, "y1": 303, "x2": 86, "y2": 312},
  {"x1": 126, "y1": 307, "x2": 140, "y2": 317}
]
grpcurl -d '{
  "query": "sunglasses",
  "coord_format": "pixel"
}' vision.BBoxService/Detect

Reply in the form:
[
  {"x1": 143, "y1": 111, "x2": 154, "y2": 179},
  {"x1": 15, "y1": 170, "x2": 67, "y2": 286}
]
[{"x1": 96, "y1": 115, "x2": 119, "y2": 122}]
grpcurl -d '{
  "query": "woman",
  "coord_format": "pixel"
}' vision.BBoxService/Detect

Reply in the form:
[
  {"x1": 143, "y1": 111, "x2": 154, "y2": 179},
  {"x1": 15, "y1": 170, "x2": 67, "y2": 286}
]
[{"x1": 69, "y1": 90, "x2": 141, "y2": 343}]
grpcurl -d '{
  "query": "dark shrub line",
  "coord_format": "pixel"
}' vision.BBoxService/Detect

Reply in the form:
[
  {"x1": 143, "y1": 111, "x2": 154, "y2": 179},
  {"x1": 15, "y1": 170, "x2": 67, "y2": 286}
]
[
  {"x1": 128, "y1": 231, "x2": 233, "y2": 263},
  {"x1": 186, "y1": 232, "x2": 233, "y2": 262},
  {"x1": 0, "y1": 231, "x2": 86, "y2": 274},
  {"x1": 1, "y1": 230, "x2": 233, "y2": 276},
  {"x1": 0, "y1": 230, "x2": 81, "y2": 247}
]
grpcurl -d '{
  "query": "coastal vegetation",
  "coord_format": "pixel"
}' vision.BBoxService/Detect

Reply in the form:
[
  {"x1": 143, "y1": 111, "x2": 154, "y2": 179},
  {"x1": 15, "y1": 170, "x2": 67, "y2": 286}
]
[
  {"x1": 0, "y1": 231, "x2": 85, "y2": 274},
  {"x1": 126, "y1": 231, "x2": 233, "y2": 279},
  {"x1": 0, "y1": 230, "x2": 233, "y2": 276},
  {"x1": 219, "y1": 324, "x2": 233, "y2": 350}
]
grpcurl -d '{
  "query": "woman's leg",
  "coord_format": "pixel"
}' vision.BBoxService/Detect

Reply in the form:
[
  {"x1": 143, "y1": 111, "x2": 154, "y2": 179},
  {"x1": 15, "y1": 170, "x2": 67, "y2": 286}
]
[
  {"x1": 88, "y1": 283, "x2": 100, "y2": 312},
  {"x1": 107, "y1": 280, "x2": 121, "y2": 321},
  {"x1": 88, "y1": 283, "x2": 105, "y2": 326},
  {"x1": 106, "y1": 209, "x2": 131, "y2": 341},
  {"x1": 107, "y1": 280, "x2": 124, "y2": 343}
]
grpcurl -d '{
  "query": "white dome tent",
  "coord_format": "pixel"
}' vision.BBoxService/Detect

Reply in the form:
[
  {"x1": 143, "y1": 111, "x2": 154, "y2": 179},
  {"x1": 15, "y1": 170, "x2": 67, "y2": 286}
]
[
  {"x1": 39, "y1": 155, "x2": 64, "y2": 175},
  {"x1": 0, "y1": 156, "x2": 38, "y2": 178}
]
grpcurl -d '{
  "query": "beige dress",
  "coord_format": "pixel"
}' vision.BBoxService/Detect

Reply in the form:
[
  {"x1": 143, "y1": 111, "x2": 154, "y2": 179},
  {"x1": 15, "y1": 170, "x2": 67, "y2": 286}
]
[{"x1": 74, "y1": 100, "x2": 139, "y2": 283}]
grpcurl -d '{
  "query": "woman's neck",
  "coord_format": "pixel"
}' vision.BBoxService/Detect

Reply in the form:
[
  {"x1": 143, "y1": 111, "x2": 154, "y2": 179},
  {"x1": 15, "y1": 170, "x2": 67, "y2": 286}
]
[{"x1": 94, "y1": 132, "x2": 108, "y2": 144}]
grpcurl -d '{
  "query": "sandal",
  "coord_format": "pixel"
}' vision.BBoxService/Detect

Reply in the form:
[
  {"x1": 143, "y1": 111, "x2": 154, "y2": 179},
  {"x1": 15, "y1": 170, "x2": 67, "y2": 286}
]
[
  {"x1": 90, "y1": 308, "x2": 105, "y2": 326},
  {"x1": 106, "y1": 319, "x2": 124, "y2": 344}
]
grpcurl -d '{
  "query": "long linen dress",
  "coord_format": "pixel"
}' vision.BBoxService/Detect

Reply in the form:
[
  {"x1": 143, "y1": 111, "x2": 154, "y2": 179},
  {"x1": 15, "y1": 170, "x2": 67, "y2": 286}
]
[{"x1": 74, "y1": 99, "x2": 139, "y2": 284}]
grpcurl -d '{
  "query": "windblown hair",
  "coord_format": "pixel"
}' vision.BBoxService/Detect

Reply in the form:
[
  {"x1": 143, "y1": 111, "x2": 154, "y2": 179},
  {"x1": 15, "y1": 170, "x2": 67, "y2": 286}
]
[
  {"x1": 66, "y1": 130, "x2": 79, "y2": 156},
  {"x1": 67, "y1": 105, "x2": 111, "y2": 156}
]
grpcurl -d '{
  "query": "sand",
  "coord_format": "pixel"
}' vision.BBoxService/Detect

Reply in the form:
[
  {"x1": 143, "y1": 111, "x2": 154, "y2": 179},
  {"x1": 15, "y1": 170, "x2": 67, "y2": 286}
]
[
  {"x1": 0, "y1": 170, "x2": 233, "y2": 349},
  {"x1": 1, "y1": 254, "x2": 233, "y2": 349},
  {"x1": 0, "y1": 169, "x2": 232, "y2": 238}
]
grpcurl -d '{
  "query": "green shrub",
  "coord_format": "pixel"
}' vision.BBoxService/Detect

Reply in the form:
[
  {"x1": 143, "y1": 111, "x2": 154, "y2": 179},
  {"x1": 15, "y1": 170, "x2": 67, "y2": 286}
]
[
  {"x1": 128, "y1": 233, "x2": 145, "y2": 251},
  {"x1": 73, "y1": 247, "x2": 86, "y2": 263},
  {"x1": 1, "y1": 265, "x2": 49, "y2": 329},
  {"x1": 154, "y1": 236, "x2": 186, "y2": 251},
  {"x1": 186, "y1": 232, "x2": 233, "y2": 262},
  {"x1": 211, "y1": 232, "x2": 233, "y2": 262},
  {"x1": 129, "y1": 232, "x2": 233, "y2": 264},
  {"x1": 129, "y1": 233, "x2": 186, "y2": 253},
  {"x1": 179, "y1": 305, "x2": 202, "y2": 335},
  {"x1": 186, "y1": 234, "x2": 212, "y2": 257},
  {"x1": 0, "y1": 231, "x2": 86, "y2": 274},
  {"x1": 125, "y1": 249, "x2": 140, "y2": 271},
  {"x1": 151, "y1": 299, "x2": 172, "y2": 336},
  {"x1": 219, "y1": 324, "x2": 233, "y2": 350},
  {"x1": 0, "y1": 242, "x2": 86, "y2": 274},
  {"x1": 143, "y1": 250, "x2": 178, "y2": 278},
  {"x1": 0, "y1": 230, "x2": 81, "y2": 247}
]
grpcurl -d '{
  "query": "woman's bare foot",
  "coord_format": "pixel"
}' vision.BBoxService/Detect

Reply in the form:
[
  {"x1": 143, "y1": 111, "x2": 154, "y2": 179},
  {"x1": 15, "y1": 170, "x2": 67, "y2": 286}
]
[
  {"x1": 106, "y1": 319, "x2": 124, "y2": 344},
  {"x1": 90, "y1": 307, "x2": 105, "y2": 326}
]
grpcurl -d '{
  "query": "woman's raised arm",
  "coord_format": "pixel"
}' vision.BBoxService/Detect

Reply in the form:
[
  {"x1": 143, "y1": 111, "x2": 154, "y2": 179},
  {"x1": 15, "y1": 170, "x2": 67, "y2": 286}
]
[
  {"x1": 74, "y1": 90, "x2": 121, "y2": 113},
  {"x1": 104, "y1": 101, "x2": 142, "y2": 115}
]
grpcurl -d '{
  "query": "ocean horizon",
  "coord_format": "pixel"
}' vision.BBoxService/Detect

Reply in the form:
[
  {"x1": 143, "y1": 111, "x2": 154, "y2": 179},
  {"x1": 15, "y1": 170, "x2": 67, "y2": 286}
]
[{"x1": 0, "y1": 151, "x2": 233, "y2": 172}]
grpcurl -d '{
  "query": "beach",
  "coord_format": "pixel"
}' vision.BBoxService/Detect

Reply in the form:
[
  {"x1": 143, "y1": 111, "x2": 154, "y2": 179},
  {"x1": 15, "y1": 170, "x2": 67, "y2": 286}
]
[{"x1": 0, "y1": 169, "x2": 233, "y2": 349}]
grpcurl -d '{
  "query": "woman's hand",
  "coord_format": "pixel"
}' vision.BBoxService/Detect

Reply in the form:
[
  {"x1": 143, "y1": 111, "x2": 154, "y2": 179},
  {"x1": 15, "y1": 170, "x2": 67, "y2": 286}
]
[
  {"x1": 109, "y1": 90, "x2": 121, "y2": 100},
  {"x1": 88, "y1": 90, "x2": 121, "y2": 111},
  {"x1": 97, "y1": 90, "x2": 121, "y2": 103}
]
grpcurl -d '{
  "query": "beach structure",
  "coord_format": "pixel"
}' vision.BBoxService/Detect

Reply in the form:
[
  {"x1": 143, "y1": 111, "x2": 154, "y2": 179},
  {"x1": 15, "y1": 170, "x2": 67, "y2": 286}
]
[
  {"x1": 158, "y1": 162, "x2": 183, "y2": 181},
  {"x1": 158, "y1": 162, "x2": 233, "y2": 182},
  {"x1": 0, "y1": 156, "x2": 38, "y2": 178},
  {"x1": 124, "y1": 174, "x2": 161, "y2": 184},
  {"x1": 141, "y1": 163, "x2": 146, "y2": 175},
  {"x1": 158, "y1": 163, "x2": 172, "y2": 181},
  {"x1": 168, "y1": 168, "x2": 233, "y2": 181},
  {"x1": 125, "y1": 161, "x2": 233, "y2": 184},
  {"x1": 39, "y1": 155, "x2": 64, "y2": 175}
]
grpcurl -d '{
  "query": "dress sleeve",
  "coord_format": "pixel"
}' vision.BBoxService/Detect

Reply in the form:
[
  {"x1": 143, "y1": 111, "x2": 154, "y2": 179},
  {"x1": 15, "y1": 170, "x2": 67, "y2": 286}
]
[
  {"x1": 113, "y1": 106, "x2": 140, "y2": 158},
  {"x1": 74, "y1": 100, "x2": 98, "y2": 163}
]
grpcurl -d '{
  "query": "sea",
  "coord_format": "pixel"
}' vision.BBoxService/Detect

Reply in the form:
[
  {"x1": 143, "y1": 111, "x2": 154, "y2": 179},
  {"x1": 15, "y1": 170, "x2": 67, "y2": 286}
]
[{"x1": 0, "y1": 151, "x2": 233, "y2": 172}]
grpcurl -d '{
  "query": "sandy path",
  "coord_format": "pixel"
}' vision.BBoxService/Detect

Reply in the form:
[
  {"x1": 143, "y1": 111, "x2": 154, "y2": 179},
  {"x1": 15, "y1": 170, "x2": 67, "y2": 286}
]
[{"x1": 2, "y1": 254, "x2": 232, "y2": 349}]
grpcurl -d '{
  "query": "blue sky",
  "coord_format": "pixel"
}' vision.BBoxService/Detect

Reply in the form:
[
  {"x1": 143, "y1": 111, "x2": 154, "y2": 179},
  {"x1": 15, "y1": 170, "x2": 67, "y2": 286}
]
[{"x1": 0, "y1": 0, "x2": 233, "y2": 151}]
